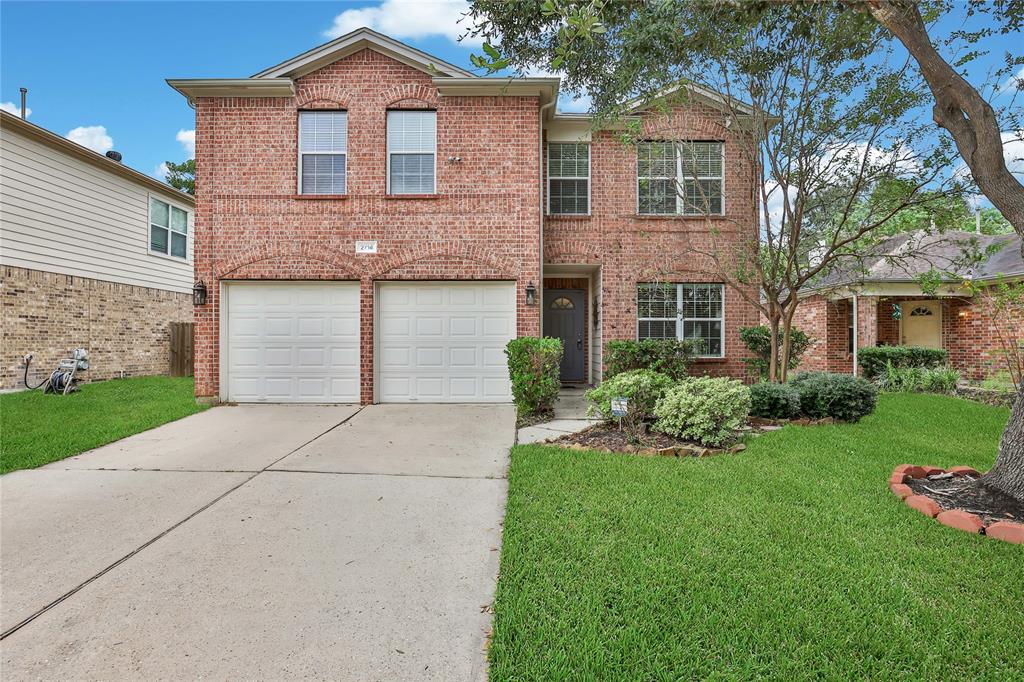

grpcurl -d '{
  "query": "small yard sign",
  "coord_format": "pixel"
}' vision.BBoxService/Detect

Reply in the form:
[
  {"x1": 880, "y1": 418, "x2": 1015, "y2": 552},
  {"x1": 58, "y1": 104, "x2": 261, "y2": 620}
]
[
  {"x1": 355, "y1": 240, "x2": 378, "y2": 254},
  {"x1": 611, "y1": 397, "x2": 628, "y2": 417}
]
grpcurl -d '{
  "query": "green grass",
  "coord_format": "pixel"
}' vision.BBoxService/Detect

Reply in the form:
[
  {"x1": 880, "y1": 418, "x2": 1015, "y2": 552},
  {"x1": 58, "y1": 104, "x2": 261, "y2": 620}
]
[
  {"x1": 491, "y1": 394, "x2": 1024, "y2": 681},
  {"x1": 0, "y1": 376, "x2": 207, "y2": 474}
]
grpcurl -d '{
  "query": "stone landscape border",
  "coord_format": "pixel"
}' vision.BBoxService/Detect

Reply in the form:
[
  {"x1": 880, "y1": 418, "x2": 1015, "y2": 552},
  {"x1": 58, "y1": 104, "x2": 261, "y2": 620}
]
[{"x1": 889, "y1": 464, "x2": 1024, "y2": 544}]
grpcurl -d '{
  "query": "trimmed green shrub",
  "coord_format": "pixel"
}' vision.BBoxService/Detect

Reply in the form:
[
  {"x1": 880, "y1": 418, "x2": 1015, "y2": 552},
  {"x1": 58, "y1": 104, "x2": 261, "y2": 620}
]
[
  {"x1": 652, "y1": 377, "x2": 751, "y2": 447},
  {"x1": 586, "y1": 369, "x2": 673, "y2": 436},
  {"x1": 603, "y1": 339, "x2": 698, "y2": 381},
  {"x1": 739, "y1": 325, "x2": 813, "y2": 379},
  {"x1": 749, "y1": 382, "x2": 802, "y2": 419},
  {"x1": 857, "y1": 345, "x2": 948, "y2": 379},
  {"x1": 506, "y1": 337, "x2": 563, "y2": 417},
  {"x1": 789, "y1": 372, "x2": 877, "y2": 422}
]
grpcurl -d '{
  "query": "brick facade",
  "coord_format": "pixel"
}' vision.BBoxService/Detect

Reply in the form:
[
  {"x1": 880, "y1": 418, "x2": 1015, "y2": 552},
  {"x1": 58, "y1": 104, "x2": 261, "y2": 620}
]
[
  {"x1": 794, "y1": 291, "x2": 1024, "y2": 381},
  {"x1": 0, "y1": 266, "x2": 192, "y2": 389},
  {"x1": 193, "y1": 47, "x2": 759, "y2": 403},
  {"x1": 544, "y1": 106, "x2": 760, "y2": 381},
  {"x1": 194, "y1": 49, "x2": 542, "y2": 403}
]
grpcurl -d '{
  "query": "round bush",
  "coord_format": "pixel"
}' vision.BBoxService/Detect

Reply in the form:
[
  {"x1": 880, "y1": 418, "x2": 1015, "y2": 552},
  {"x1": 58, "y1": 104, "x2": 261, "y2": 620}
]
[
  {"x1": 652, "y1": 377, "x2": 751, "y2": 447},
  {"x1": 749, "y1": 382, "x2": 802, "y2": 419},
  {"x1": 789, "y1": 372, "x2": 877, "y2": 422},
  {"x1": 586, "y1": 369, "x2": 674, "y2": 424}
]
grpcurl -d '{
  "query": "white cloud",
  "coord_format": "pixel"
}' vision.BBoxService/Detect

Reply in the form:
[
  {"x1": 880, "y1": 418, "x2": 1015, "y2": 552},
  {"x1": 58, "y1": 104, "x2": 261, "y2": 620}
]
[
  {"x1": 523, "y1": 65, "x2": 591, "y2": 113},
  {"x1": 999, "y1": 65, "x2": 1024, "y2": 96},
  {"x1": 0, "y1": 101, "x2": 30, "y2": 118},
  {"x1": 324, "y1": 0, "x2": 482, "y2": 45},
  {"x1": 176, "y1": 129, "x2": 195, "y2": 158},
  {"x1": 1002, "y1": 130, "x2": 1023, "y2": 176},
  {"x1": 154, "y1": 162, "x2": 170, "y2": 181},
  {"x1": 65, "y1": 125, "x2": 113, "y2": 154}
]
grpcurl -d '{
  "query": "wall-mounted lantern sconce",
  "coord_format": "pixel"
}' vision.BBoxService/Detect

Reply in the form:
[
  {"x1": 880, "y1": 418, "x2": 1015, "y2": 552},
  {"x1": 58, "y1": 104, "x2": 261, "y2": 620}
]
[
  {"x1": 525, "y1": 281, "x2": 537, "y2": 306},
  {"x1": 192, "y1": 280, "x2": 208, "y2": 306}
]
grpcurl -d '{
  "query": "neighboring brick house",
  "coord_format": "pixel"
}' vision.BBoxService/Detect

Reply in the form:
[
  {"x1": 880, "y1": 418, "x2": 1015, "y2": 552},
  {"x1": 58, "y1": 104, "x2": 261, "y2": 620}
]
[
  {"x1": 168, "y1": 28, "x2": 760, "y2": 405},
  {"x1": 793, "y1": 230, "x2": 1024, "y2": 381},
  {"x1": 0, "y1": 110, "x2": 195, "y2": 390}
]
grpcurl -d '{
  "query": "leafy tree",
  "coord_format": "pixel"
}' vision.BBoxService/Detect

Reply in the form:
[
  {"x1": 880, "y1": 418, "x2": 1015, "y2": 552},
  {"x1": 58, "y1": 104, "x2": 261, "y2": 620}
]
[
  {"x1": 857, "y1": 0, "x2": 1024, "y2": 503},
  {"x1": 470, "y1": 0, "x2": 963, "y2": 382},
  {"x1": 164, "y1": 159, "x2": 195, "y2": 195}
]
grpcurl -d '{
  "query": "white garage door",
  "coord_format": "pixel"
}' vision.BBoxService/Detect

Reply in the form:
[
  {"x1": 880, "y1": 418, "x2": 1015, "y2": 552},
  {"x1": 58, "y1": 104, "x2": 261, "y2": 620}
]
[
  {"x1": 377, "y1": 281, "x2": 516, "y2": 403},
  {"x1": 224, "y1": 282, "x2": 360, "y2": 403}
]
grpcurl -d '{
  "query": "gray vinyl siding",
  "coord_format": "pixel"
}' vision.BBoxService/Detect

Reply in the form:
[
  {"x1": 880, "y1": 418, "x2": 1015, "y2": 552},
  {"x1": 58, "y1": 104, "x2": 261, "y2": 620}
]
[{"x1": 0, "y1": 126, "x2": 193, "y2": 293}]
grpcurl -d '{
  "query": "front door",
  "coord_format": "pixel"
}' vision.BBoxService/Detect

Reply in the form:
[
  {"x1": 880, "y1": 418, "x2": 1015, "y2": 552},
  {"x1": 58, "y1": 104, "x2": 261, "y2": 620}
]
[
  {"x1": 901, "y1": 300, "x2": 942, "y2": 347},
  {"x1": 543, "y1": 289, "x2": 585, "y2": 382}
]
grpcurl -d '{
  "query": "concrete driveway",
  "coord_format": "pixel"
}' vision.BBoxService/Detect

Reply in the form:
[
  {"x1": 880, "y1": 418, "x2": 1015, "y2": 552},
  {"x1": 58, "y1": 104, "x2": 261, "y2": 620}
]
[{"x1": 1, "y1": 403, "x2": 514, "y2": 681}]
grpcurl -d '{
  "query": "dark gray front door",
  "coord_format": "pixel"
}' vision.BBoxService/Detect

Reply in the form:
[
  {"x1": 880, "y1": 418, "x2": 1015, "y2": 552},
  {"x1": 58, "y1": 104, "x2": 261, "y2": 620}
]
[{"x1": 543, "y1": 289, "x2": 585, "y2": 382}]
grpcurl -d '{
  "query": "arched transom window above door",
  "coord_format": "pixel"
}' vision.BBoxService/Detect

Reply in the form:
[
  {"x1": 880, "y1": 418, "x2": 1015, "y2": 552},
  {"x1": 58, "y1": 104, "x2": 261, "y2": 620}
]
[
  {"x1": 910, "y1": 306, "x2": 934, "y2": 316},
  {"x1": 549, "y1": 297, "x2": 575, "y2": 310}
]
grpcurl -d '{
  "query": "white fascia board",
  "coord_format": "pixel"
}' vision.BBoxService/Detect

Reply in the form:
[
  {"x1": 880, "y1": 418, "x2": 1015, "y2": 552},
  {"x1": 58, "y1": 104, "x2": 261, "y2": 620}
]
[
  {"x1": 166, "y1": 79, "x2": 295, "y2": 101},
  {"x1": 252, "y1": 28, "x2": 475, "y2": 79},
  {"x1": 433, "y1": 77, "x2": 560, "y2": 106}
]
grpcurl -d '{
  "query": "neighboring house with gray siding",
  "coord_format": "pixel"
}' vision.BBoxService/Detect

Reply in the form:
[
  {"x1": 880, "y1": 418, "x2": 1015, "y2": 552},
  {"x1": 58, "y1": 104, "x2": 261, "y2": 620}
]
[{"x1": 0, "y1": 109, "x2": 195, "y2": 389}]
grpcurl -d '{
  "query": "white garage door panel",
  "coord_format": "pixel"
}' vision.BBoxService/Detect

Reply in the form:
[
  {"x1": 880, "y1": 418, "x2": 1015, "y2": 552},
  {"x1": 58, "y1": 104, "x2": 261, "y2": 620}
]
[
  {"x1": 225, "y1": 282, "x2": 360, "y2": 403},
  {"x1": 378, "y1": 282, "x2": 516, "y2": 403}
]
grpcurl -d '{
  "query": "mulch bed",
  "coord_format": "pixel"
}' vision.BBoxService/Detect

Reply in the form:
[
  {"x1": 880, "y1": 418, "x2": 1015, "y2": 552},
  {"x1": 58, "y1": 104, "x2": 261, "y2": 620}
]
[
  {"x1": 547, "y1": 423, "x2": 745, "y2": 457},
  {"x1": 890, "y1": 465, "x2": 1024, "y2": 544},
  {"x1": 517, "y1": 409, "x2": 554, "y2": 429}
]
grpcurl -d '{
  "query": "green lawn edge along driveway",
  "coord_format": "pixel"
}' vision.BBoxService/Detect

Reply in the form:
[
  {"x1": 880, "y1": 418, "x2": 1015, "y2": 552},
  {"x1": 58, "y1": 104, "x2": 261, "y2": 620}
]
[
  {"x1": 1, "y1": 376, "x2": 206, "y2": 474},
  {"x1": 490, "y1": 393, "x2": 1023, "y2": 681}
]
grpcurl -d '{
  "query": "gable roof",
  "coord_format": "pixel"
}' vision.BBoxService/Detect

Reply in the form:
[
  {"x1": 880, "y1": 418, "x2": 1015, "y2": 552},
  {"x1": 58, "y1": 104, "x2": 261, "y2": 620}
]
[
  {"x1": 251, "y1": 27, "x2": 475, "y2": 80},
  {"x1": 808, "y1": 229, "x2": 1023, "y2": 294}
]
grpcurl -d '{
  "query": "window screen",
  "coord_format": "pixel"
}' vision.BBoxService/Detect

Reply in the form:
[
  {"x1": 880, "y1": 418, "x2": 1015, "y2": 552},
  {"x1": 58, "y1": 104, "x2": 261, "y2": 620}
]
[
  {"x1": 387, "y1": 110, "x2": 436, "y2": 194},
  {"x1": 299, "y1": 111, "x2": 347, "y2": 194},
  {"x1": 549, "y1": 143, "x2": 590, "y2": 214}
]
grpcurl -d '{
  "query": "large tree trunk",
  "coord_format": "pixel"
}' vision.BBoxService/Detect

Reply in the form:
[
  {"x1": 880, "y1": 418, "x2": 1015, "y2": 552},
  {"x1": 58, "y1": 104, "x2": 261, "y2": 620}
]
[
  {"x1": 984, "y1": 387, "x2": 1024, "y2": 501},
  {"x1": 862, "y1": 0, "x2": 1024, "y2": 502}
]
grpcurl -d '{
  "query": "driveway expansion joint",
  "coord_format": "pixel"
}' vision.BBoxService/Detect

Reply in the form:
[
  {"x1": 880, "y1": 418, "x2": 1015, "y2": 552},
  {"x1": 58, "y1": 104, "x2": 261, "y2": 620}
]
[{"x1": 0, "y1": 406, "x2": 365, "y2": 642}]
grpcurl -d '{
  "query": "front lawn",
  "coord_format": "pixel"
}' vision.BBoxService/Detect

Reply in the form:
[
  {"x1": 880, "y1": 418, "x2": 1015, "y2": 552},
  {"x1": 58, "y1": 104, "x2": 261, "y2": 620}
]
[
  {"x1": 0, "y1": 376, "x2": 206, "y2": 474},
  {"x1": 491, "y1": 394, "x2": 1023, "y2": 680}
]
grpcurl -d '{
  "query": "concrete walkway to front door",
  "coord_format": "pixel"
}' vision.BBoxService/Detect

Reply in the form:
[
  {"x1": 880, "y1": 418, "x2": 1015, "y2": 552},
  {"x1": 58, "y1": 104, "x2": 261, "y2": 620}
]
[
  {"x1": 0, "y1": 403, "x2": 514, "y2": 681},
  {"x1": 517, "y1": 387, "x2": 601, "y2": 444}
]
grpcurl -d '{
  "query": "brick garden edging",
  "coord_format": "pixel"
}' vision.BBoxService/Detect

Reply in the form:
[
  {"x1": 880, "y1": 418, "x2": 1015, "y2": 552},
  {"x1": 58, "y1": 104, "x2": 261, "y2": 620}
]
[{"x1": 889, "y1": 464, "x2": 1024, "y2": 545}]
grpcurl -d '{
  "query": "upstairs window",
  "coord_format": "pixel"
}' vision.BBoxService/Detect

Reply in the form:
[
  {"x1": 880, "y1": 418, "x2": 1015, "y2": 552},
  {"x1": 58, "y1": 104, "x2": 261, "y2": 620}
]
[
  {"x1": 637, "y1": 282, "x2": 725, "y2": 357},
  {"x1": 548, "y1": 142, "x2": 590, "y2": 215},
  {"x1": 150, "y1": 197, "x2": 188, "y2": 259},
  {"x1": 638, "y1": 141, "x2": 724, "y2": 215},
  {"x1": 299, "y1": 111, "x2": 348, "y2": 194},
  {"x1": 387, "y1": 110, "x2": 436, "y2": 194}
]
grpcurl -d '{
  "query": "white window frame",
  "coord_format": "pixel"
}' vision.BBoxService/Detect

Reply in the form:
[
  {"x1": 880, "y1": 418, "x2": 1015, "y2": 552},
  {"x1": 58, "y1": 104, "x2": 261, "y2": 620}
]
[
  {"x1": 297, "y1": 110, "x2": 348, "y2": 195},
  {"x1": 636, "y1": 141, "x2": 726, "y2": 216},
  {"x1": 547, "y1": 142, "x2": 591, "y2": 215},
  {"x1": 148, "y1": 194, "x2": 190, "y2": 261},
  {"x1": 386, "y1": 109, "x2": 437, "y2": 195},
  {"x1": 636, "y1": 282, "x2": 726, "y2": 358}
]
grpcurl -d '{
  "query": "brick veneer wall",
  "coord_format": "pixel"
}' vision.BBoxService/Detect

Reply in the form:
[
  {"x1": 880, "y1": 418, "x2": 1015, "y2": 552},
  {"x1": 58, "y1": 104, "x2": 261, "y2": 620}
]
[
  {"x1": 194, "y1": 49, "x2": 542, "y2": 403},
  {"x1": 544, "y1": 104, "x2": 760, "y2": 381},
  {"x1": 793, "y1": 291, "x2": 1024, "y2": 381},
  {"x1": 0, "y1": 266, "x2": 192, "y2": 389}
]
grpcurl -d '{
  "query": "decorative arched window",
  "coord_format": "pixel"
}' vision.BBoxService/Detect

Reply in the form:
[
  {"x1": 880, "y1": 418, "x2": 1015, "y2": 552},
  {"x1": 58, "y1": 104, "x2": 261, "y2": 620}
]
[
  {"x1": 910, "y1": 306, "x2": 934, "y2": 317},
  {"x1": 549, "y1": 297, "x2": 575, "y2": 310}
]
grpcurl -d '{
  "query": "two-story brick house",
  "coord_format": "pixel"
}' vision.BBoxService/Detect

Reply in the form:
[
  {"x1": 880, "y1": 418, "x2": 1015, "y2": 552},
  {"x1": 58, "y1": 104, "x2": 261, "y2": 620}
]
[{"x1": 169, "y1": 28, "x2": 759, "y2": 405}]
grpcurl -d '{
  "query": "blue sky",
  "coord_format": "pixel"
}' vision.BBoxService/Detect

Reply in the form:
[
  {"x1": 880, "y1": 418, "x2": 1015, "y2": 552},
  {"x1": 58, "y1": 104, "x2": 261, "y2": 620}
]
[{"x1": 1, "y1": 1, "x2": 1020, "y2": 187}]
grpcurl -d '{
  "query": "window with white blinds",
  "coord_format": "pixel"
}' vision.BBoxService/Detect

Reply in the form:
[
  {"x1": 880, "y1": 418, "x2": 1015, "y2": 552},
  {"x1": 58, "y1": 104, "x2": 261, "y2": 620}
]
[
  {"x1": 299, "y1": 111, "x2": 347, "y2": 194},
  {"x1": 387, "y1": 110, "x2": 436, "y2": 194}
]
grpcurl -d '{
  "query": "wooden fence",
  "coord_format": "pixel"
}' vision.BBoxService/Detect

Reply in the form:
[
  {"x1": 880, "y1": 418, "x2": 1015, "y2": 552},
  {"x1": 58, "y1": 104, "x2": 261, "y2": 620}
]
[{"x1": 169, "y1": 322, "x2": 195, "y2": 377}]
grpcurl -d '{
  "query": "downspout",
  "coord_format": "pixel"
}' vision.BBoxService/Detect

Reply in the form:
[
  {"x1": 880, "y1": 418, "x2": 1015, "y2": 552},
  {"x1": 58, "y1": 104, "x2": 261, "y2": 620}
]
[
  {"x1": 538, "y1": 96, "x2": 556, "y2": 336},
  {"x1": 852, "y1": 294, "x2": 858, "y2": 377}
]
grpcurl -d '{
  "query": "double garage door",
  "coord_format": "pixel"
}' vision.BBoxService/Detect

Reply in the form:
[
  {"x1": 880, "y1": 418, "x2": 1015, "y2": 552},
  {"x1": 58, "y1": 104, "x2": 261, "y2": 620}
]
[{"x1": 224, "y1": 281, "x2": 515, "y2": 403}]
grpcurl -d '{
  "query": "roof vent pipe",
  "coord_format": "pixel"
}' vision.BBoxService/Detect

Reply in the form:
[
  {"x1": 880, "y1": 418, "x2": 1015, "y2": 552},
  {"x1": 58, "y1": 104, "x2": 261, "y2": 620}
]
[
  {"x1": 105, "y1": 151, "x2": 123, "y2": 163},
  {"x1": 19, "y1": 88, "x2": 27, "y2": 119}
]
